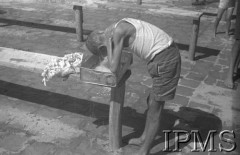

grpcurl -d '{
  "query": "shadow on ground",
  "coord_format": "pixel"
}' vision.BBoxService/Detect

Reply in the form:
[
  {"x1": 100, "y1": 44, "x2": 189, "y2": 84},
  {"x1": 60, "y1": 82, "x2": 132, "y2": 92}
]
[
  {"x1": 177, "y1": 43, "x2": 220, "y2": 60},
  {"x1": 0, "y1": 79, "x2": 223, "y2": 154},
  {"x1": 0, "y1": 10, "x2": 6, "y2": 14},
  {"x1": 0, "y1": 18, "x2": 92, "y2": 39},
  {"x1": 122, "y1": 107, "x2": 222, "y2": 155},
  {"x1": 0, "y1": 17, "x2": 222, "y2": 61}
]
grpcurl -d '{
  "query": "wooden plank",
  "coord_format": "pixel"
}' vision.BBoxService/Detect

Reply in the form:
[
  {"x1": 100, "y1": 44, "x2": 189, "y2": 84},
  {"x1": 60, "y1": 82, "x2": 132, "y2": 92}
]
[
  {"x1": 80, "y1": 68, "x2": 116, "y2": 87},
  {"x1": 147, "y1": 8, "x2": 203, "y2": 19},
  {"x1": 0, "y1": 47, "x2": 58, "y2": 73}
]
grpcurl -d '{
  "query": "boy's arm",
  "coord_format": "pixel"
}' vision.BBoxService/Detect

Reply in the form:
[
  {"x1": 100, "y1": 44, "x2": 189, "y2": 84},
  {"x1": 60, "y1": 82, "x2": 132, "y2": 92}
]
[{"x1": 106, "y1": 28, "x2": 125, "y2": 73}]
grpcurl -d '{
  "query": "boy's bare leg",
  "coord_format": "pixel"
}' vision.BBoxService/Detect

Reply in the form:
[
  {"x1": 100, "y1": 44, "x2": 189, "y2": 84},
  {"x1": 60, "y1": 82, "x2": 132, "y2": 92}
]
[
  {"x1": 234, "y1": 53, "x2": 240, "y2": 73},
  {"x1": 213, "y1": 8, "x2": 225, "y2": 37},
  {"x1": 225, "y1": 40, "x2": 240, "y2": 88},
  {"x1": 225, "y1": 8, "x2": 234, "y2": 36},
  {"x1": 128, "y1": 95, "x2": 151, "y2": 145},
  {"x1": 132, "y1": 95, "x2": 165, "y2": 155}
]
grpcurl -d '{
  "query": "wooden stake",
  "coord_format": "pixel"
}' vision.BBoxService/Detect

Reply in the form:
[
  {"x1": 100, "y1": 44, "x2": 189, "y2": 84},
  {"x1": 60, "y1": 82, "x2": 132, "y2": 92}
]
[
  {"x1": 189, "y1": 18, "x2": 200, "y2": 61},
  {"x1": 73, "y1": 5, "x2": 83, "y2": 42},
  {"x1": 137, "y1": 0, "x2": 142, "y2": 5},
  {"x1": 109, "y1": 70, "x2": 131, "y2": 151},
  {"x1": 109, "y1": 82, "x2": 125, "y2": 151}
]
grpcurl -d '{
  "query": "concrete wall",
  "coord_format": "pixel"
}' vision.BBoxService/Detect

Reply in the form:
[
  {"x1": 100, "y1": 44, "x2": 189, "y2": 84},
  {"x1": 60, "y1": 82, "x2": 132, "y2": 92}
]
[
  {"x1": 0, "y1": 0, "x2": 160, "y2": 5},
  {"x1": 0, "y1": 0, "x2": 96, "y2": 5}
]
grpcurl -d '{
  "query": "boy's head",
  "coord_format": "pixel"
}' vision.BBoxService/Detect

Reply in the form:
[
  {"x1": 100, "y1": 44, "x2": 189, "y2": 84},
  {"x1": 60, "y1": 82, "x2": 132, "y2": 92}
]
[{"x1": 86, "y1": 30, "x2": 107, "y2": 56}]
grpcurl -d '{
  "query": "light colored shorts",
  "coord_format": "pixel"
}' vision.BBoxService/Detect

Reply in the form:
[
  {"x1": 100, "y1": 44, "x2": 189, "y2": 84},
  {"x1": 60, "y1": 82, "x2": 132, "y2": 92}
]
[{"x1": 219, "y1": 0, "x2": 236, "y2": 9}]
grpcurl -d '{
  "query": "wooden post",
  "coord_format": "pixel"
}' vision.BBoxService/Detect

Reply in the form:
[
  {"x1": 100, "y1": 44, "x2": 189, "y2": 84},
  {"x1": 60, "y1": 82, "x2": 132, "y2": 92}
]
[
  {"x1": 137, "y1": 0, "x2": 142, "y2": 5},
  {"x1": 108, "y1": 70, "x2": 131, "y2": 151},
  {"x1": 73, "y1": 5, "x2": 83, "y2": 42},
  {"x1": 189, "y1": 18, "x2": 200, "y2": 61},
  {"x1": 109, "y1": 82, "x2": 125, "y2": 151}
]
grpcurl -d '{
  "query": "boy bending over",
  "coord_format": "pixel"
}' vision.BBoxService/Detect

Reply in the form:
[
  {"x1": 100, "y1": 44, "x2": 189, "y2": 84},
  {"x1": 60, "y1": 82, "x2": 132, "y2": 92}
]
[{"x1": 86, "y1": 18, "x2": 181, "y2": 155}]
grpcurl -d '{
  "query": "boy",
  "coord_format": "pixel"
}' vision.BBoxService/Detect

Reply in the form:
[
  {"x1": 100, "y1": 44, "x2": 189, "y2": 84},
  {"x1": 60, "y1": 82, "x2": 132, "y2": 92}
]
[
  {"x1": 225, "y1": 1, "x2": 240, "y2": 89},
  {"x1": 86, "y1": 18, "x2": 181, "y2": 155},
  {"x1": 213, "y1": 0, "x2": 236, "y2": 37}
]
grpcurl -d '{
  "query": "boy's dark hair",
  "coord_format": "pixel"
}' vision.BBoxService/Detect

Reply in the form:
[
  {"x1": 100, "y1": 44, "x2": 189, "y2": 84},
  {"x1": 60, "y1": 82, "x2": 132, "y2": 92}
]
[{"x1": 86, "y1": 30, "x2": 105, "y2": 56}]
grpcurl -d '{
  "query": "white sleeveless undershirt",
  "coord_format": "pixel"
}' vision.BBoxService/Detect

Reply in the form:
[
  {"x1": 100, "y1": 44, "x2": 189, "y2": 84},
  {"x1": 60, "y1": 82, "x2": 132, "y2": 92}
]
[{"x1": 116, "y1": 18, "x2": 173, "y2": 62}]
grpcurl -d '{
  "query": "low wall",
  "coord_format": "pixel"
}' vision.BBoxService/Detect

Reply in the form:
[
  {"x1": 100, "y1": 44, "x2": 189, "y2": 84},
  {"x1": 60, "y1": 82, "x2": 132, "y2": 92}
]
[
  {"x1": 0, "y1": 0, "x2": 93, "y2": 6},
  {"x1": 0, "y1": 0, "x2": 163, "y2": 6}
]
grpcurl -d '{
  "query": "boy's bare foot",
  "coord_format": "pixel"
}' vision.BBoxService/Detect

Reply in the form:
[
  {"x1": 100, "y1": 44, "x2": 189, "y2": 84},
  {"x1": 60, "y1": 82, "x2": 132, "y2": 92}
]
[
  {"x1": 131, "y1": 152, "x2": 147, "y2": 155},
  {"x1": 128, "y1": 137, "x2": 145, "y2": 145},
  {"x1": 121, "y1": 144, "x2": 144, "y2": 155}
]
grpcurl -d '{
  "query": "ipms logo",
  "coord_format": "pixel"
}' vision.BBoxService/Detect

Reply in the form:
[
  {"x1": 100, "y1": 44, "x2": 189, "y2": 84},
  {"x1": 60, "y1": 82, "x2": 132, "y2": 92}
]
[{"x1": 163, "y1": 130, "x2": 236, "y2": 152}]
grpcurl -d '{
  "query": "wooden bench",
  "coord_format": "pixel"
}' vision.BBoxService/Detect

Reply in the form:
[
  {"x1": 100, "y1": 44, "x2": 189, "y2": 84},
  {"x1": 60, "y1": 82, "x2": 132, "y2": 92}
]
[
  {"x1": 0, "y1": 46, "x2": 133, "y2": 153},
  {"x1": 73, "y1": 5, "x2": 204, "y2": 61}
]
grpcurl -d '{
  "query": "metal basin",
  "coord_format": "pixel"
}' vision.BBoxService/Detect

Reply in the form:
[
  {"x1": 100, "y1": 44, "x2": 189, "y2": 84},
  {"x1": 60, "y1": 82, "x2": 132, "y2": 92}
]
[{"x1": 79, "y1": 50, "x2": 133, "y2": 87}]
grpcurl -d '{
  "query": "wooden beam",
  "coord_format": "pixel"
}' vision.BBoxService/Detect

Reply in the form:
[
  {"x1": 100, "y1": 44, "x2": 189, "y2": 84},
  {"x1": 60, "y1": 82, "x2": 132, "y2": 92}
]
[
  {"x1": 73, "y1": 5, "x2": 83, "y2": 42},
  {"x1": 137, "y1": 0, "x2": 142, "y2": 5},
  {"x1": 189, "y1": 18, "x2": 201, "y2": 61},
  {"x1": 109, "y1": 70, "x2": 131, "y2": 151},
  {"x1": 109, "y1": 82, "x2": 125, "y2": 150}
]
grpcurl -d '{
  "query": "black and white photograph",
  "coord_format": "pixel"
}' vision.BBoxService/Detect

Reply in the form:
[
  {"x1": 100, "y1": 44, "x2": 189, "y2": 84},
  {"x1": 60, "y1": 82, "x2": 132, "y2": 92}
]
[{"x1": 0, "y1": 0, "x2": 239, "y2": 154}]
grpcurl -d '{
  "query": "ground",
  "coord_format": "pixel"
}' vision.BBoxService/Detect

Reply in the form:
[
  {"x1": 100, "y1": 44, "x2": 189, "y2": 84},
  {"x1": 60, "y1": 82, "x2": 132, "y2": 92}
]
[{"x1": 0, "y1": 0, "x2": 239, "y2": 155}]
